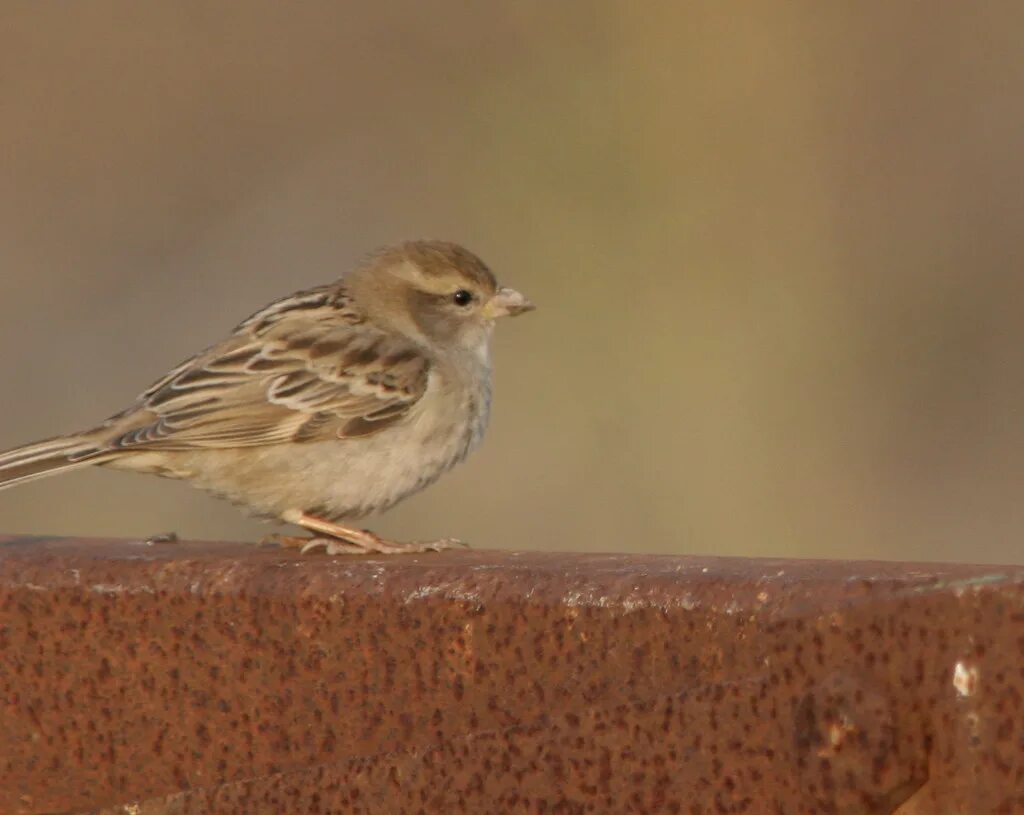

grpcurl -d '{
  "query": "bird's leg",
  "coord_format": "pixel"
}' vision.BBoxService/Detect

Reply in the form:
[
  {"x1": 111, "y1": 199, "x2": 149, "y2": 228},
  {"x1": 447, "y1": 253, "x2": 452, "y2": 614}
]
[{"x1": 294, "y1": 513, "x2": 467, "y2": 556}]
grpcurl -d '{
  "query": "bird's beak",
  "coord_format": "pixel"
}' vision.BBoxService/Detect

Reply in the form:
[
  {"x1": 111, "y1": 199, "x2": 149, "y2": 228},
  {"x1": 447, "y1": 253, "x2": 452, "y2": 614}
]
[{"x1": 484, "y1": 287, "x2": 536, "y2": 319}]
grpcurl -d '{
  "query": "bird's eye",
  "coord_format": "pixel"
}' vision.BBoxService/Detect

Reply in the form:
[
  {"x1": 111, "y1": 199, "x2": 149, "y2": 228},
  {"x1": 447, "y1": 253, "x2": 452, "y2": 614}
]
[{"x1": 452, "y1": 289, "x2": 473, "y2": 307}]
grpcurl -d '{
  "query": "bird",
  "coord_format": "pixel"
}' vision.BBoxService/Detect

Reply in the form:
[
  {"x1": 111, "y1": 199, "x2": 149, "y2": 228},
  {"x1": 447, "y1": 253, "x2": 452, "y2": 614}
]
[{"x1": 0, "y1": 240, "x2": 534, "y2": 555}]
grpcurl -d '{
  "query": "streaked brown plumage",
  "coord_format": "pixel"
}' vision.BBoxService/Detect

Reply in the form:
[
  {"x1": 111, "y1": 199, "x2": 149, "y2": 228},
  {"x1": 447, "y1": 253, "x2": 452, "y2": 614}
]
[{"x1": 0, "y1": 240, "x2": 534, "y2": 554}]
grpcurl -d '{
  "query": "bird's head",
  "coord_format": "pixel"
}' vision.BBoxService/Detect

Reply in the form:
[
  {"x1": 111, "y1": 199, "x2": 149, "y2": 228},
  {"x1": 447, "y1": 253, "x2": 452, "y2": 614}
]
[{"x1": 348, "y1": 240, "x2": 534, "y2": 357}]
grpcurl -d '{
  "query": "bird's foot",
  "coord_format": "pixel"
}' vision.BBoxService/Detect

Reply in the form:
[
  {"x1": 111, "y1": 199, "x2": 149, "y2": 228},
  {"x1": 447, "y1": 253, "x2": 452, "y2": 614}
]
[
  {"x1": 269, "y1": 513, "x2": 468, "y2": 556},
  {"x1": 144, "y1": 532, "x2": 179, "y2": 545},
  {"x1": 299, "y1": 534, "x2": 466, "y2": 556},
  {"x1": 260, "y1": 533, "x2": 368, "y2": 555}
]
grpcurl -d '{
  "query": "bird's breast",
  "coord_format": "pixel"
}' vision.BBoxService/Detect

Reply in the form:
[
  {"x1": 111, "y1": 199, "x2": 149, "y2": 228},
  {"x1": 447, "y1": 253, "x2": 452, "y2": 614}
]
[{"x1": 311, "y1": 363, "x2": 491, "y2": 518}]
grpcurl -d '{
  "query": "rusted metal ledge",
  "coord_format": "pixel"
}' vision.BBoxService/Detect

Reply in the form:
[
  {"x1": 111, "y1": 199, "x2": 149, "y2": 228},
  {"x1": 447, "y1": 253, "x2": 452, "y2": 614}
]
[{"x1": 0, "y1": 536, "x2": 1022, "y2": 814}]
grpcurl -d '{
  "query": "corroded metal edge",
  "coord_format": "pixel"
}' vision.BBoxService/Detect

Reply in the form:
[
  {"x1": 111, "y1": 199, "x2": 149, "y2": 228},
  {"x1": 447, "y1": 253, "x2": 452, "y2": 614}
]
[{"x1": 0, "y1": 536, "x2": 1021, "y2": 814}]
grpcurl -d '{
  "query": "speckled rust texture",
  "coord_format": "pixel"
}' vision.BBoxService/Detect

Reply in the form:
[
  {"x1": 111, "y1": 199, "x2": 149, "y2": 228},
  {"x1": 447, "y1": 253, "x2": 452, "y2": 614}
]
[{"x1": 0, "y1": 537, "x2": 1022, "y2": 814}]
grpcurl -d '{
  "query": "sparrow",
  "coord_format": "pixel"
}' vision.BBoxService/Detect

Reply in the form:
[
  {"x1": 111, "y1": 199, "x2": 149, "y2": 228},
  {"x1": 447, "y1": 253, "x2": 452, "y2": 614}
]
[{"x1": 0, "y1": 240, "x2": 534, "y2": 555}]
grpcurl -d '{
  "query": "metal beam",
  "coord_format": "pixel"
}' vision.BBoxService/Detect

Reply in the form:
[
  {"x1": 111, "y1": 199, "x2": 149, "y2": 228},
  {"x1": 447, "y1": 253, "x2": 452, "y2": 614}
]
[{"x1": 0, "y1": 536, "x2": 1021, "y2": 814}]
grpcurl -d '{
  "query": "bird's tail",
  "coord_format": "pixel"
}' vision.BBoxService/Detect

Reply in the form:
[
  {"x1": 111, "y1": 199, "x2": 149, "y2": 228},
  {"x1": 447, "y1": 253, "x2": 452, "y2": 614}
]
[{"x1": 0, "y1": 434, "x2": 107, "y2": 491}]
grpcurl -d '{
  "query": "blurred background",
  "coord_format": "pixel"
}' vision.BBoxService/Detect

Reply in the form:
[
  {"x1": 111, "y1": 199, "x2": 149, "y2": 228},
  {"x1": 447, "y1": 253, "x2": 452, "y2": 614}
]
[{"x1": 1, "y1": 2, "x2": 1023, "y2": 563}]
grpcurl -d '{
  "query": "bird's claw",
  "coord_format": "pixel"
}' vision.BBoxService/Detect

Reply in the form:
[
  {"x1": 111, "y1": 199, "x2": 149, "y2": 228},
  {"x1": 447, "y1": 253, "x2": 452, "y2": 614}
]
[
  {"x1": 298, "y1": 535, "x2": 468, "y2": 556},
  {"x1": 144, "y1": 532, "x2": 179, "y2": 545},
  {"x1": 423, "y1": 537, "x2": 469, "y2": 551},
  {"x1": 300, "y1": 537, "x2": 367, "y2": 555}
]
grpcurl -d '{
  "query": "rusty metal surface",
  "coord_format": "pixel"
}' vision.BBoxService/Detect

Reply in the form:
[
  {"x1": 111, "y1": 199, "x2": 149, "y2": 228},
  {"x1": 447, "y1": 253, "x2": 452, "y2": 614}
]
[{"x1": 0, "y1": 536, "x2": 1022, "y2": 814}]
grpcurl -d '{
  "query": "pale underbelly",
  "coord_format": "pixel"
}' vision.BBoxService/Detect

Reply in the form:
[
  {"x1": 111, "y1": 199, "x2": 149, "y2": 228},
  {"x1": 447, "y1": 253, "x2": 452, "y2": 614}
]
[
  {"x1": 109, "y1": 414, "x2": 481, "y2": 522},
  {"x1": 105, "y1": 358, "x2": 492, "y2": 523}
]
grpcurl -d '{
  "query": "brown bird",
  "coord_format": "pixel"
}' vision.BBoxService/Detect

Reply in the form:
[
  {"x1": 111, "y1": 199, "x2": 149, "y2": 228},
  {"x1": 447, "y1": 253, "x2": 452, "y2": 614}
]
[{"x1": 0, "y1": 240, "x2": 534, "y2": 554}]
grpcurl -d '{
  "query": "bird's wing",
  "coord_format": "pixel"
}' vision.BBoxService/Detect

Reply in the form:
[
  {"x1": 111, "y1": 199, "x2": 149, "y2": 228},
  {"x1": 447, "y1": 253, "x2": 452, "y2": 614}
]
[{"x1": 98, "y1": 285, "x2": 430, "y2": 451}]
